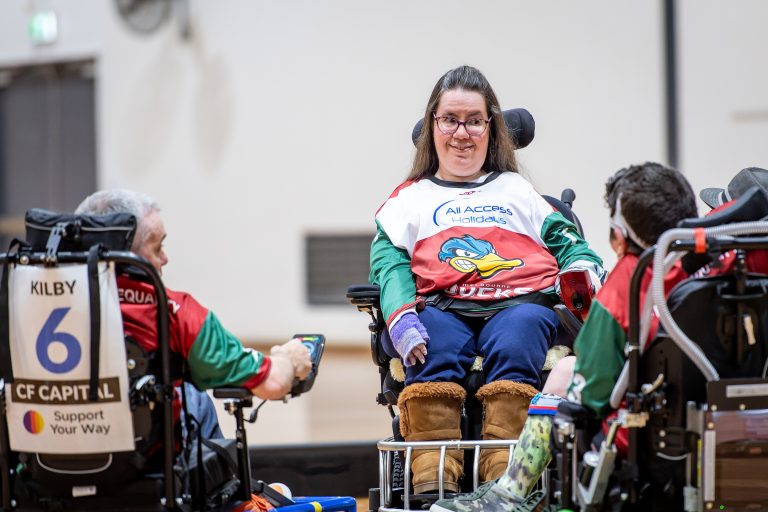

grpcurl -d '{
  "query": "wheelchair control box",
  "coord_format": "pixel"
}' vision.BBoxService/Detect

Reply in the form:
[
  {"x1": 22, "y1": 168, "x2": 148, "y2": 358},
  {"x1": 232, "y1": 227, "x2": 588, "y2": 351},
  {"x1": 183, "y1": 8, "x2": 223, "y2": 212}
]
[
  {"x1": 290, "y1": 334, "x2": 326, "y2": 397},
  {"x1": 558, "y1": 268, "x2": 593, "y2": 322}
]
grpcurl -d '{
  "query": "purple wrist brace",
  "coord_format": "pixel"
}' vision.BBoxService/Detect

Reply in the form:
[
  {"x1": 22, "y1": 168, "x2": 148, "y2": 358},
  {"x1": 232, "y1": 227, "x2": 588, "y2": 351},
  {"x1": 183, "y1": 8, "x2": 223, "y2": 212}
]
[{"x1": 388, "y1": 312, "x2": 429, "y2": 366}]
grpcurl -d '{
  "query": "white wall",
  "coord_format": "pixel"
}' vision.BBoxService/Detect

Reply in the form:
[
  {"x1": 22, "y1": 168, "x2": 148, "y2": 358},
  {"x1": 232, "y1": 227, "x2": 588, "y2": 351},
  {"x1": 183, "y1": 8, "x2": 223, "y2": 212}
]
[
  {"x1": 678, "y1": 0, "x2": 768, "y2": 198},
  {"x1": 2, "y1": 0, "x2": 767, "y2": 348}
]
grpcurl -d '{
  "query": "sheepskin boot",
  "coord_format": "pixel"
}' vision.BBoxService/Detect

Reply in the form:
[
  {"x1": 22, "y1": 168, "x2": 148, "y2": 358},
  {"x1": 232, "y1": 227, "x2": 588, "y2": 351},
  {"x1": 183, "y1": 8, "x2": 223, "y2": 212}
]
[
  {"x1": 398, "y1": 382, "x2": 466, "y2": 494},
  {"x1": 475, "y1": 380, "x2": 538, "y2": 483}
]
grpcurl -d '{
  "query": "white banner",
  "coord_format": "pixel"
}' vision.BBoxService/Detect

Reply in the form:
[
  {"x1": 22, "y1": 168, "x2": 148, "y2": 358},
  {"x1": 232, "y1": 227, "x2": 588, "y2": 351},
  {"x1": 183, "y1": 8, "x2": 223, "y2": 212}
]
[{"x1": 5, "y1": 262, "x2": 134, "y2": 454}]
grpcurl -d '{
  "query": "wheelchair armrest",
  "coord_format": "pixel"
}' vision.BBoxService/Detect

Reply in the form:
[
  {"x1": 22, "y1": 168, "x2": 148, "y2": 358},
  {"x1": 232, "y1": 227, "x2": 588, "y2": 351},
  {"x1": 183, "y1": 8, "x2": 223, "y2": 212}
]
[
  {"x1": 346, "y1": 284, "x2": 381, "y2": 311},
  {"x1": 212, "y1": 387, "x2": 252, "y2": 400},
  {"x1": 556, "y1": 400, "x2": 597, "y2": 424}
]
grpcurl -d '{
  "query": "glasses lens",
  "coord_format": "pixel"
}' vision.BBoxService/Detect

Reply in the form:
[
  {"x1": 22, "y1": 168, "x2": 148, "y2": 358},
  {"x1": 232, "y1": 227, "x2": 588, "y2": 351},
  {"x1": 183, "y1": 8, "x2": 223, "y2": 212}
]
[
  {"x1": 436, "y1": 116, "x2": 458, "y2": 133},
  {"x1": 465, "y1": 118, "x2": 487, "y2": 136}
]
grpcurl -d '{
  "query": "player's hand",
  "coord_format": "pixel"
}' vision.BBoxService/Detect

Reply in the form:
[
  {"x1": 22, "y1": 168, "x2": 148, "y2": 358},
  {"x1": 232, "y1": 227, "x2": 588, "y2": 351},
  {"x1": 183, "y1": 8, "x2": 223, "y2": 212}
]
[
  {"x1": 271, "y1": 338, "x2": 311, "y2": 380},
  {"x1": 405, "y1": 343, "x2": 427, "y2": 366},
  {"x1": 389, "y1": 312, "x2": 429, "y2": 367}
]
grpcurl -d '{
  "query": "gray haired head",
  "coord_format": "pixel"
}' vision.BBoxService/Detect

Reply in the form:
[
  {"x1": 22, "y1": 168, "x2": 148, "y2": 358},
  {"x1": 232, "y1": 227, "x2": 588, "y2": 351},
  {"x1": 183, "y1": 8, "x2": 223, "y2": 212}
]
[{"x1": 75, "y1": 189, "x2": 161, "y2": 250}]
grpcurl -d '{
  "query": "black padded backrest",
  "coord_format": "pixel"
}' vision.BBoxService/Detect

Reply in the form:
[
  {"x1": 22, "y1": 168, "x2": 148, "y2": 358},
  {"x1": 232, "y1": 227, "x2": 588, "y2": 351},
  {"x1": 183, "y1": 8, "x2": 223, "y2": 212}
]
[
  {"x1": 25, "y1": 208, "x2": 137, "y2": 252},
  {"x1": 642, "y1": 274, "x2": 768, "y2": 431},
  {"x1": 411, "y1": 108, "x2": 535, "y2": 149},
  {"x1": 638, "y1": 273, "x2": 768, "y2": 505},
  {"x1": 665, "y1": 275, "x2": 768, "y2": 378}
]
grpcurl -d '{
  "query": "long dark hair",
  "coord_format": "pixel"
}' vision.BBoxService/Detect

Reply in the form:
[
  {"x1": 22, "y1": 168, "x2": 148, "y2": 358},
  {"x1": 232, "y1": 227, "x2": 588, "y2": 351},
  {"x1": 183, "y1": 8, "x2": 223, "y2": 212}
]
[{"x1": 407, "y1": 65, "x2": 517, "y2": 181}]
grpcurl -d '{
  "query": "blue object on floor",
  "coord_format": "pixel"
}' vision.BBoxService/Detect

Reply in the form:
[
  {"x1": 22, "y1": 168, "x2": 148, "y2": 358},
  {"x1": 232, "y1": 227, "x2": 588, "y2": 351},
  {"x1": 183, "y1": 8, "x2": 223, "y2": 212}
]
[{"x1": 274, "y1": 496, "x2": 357, "y2": 512}]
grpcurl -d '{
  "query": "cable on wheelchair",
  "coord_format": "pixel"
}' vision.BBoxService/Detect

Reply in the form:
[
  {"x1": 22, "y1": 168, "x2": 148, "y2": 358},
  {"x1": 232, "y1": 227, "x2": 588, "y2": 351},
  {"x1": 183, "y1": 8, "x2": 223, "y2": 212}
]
[{"x1": 247, "y1": 399, "x2": 269, "y2": 424}]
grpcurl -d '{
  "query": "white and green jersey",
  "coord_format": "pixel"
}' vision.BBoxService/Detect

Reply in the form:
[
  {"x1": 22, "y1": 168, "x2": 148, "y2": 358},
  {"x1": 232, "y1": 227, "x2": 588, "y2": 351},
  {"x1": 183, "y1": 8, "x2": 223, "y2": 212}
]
[{"x1": 370, "y1": 171, "x2": 604, "y2": 326}]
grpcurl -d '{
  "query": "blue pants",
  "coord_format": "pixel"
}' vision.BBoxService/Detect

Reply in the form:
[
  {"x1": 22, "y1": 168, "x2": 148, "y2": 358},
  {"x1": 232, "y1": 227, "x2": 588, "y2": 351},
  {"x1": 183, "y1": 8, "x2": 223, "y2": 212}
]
[
  {"x1": 180, "y1": 383, "x2": 223, "y2": 440},
  {"x1": 404, "y1": 304, "x2": 559, "y2": 388}
]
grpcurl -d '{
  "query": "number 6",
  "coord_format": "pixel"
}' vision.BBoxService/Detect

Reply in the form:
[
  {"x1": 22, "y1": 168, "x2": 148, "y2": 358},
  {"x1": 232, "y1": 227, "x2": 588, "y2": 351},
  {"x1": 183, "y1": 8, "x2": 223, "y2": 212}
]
[{"x1": 36, "y1": 307, "x2": 82, "y2": 373}]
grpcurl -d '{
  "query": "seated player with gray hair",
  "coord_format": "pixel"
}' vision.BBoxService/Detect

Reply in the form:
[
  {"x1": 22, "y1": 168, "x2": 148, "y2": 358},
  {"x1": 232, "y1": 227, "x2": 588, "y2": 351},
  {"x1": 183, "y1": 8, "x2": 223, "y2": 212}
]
[{"x1": 75, "y1": 189, "x2": 311, "y2": 413}]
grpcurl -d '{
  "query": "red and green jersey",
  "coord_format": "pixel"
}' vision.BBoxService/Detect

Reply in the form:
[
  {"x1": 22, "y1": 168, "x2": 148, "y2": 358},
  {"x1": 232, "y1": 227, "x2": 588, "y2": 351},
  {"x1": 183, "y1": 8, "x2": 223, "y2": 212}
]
[
  {"x1": 567, "y1": 254, "x2": 687, "y2": 416},
  {"x1": 370, "y1": 171, "x2": 604, "y2": 326},
  {"x1": 117, "y1": 275, "x2": 270, "y2": 390}
]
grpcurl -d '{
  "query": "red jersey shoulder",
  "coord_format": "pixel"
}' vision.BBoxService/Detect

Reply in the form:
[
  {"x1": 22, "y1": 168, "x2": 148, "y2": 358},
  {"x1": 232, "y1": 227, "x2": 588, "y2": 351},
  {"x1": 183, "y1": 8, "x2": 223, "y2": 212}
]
[
  {"x1": 117, "y1": 275, "x2": 210, "y2": 357},
  {"x1": 117, "y1": 275, "x2": 209, "y2": 322},
  {"x1": 593, "y1": 254, "x2": 638, "y2": 323}
]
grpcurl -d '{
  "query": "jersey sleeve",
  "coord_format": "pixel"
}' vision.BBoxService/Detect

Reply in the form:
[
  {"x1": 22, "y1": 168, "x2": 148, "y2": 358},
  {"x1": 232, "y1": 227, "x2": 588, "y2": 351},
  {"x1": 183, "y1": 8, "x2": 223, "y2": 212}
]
[
  {"x1": 185, "y1": 311, "x2": 270, "y2": 390},
  {"x1": 567, "y1": 299, "x2": 627, "y2": 417},
  {"x1": 540, "y1": 210, "x2": 605, "y2": 279},
  {"x1": 524, "y1": 185, "x2": 605, "y2": 278},
  {"x1": 369, "y1": 221, "x2": 422, "y2": 326}
]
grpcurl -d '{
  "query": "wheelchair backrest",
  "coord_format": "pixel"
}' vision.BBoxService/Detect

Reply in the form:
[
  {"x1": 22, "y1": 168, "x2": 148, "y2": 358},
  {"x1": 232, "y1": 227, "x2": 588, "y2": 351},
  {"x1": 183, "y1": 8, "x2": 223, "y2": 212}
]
[
  {"x1": 0, "y1": 209, "x2": 177, "y2": 509},
  {"x1": 642, "y1": 273, "x2": 768, "y2": 430},
  {"x1": 633, "y1": 219, "x2": 768, "y2": 459},
  {"x1": 643, "y1": 268, "x2": 768, "y2": 510}
]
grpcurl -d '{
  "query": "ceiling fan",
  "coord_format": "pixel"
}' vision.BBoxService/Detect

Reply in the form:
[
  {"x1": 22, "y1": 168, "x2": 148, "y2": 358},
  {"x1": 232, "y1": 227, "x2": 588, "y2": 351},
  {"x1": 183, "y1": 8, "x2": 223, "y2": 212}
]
[{"x1": 114, "y1": 0, "x2": 190, "y2": 38}]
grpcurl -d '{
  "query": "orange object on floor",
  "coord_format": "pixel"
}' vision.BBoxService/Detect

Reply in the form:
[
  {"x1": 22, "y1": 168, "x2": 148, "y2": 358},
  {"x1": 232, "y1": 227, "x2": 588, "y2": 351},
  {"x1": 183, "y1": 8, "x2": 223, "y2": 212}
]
[{"x1": 232, "y1": 493, "x2": 274, "y2": 512}]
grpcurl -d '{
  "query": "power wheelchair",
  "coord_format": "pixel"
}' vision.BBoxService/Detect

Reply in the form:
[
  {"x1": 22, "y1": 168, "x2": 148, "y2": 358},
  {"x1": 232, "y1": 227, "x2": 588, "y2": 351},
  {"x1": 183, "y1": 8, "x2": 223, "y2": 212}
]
[
  {"x1": 544, "y1": 187, "x2": 768, "y2": 512},
  {"x1": 0, "y1": 209, "x2": 355, "y2": 512},
  {"x1": 346, "y1": 241, "x2": 581, "y2": 512},
  {"x1": 346, "y1": 108, "x2": 589, "y2": 511}
]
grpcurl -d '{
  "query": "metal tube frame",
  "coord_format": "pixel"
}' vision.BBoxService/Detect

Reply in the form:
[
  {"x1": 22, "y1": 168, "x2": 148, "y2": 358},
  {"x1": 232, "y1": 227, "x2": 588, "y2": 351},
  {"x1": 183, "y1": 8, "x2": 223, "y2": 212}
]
[{"x1": 376, "y1": 439, "x2": 518, "y2": 512}]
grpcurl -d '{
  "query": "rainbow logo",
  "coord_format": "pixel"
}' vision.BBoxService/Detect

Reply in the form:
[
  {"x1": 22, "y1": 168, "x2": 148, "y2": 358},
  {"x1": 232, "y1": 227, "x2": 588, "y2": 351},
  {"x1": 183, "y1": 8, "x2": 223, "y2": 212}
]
[{"x1": 23, "y1": 410, "x2": 45, "y2": 434}]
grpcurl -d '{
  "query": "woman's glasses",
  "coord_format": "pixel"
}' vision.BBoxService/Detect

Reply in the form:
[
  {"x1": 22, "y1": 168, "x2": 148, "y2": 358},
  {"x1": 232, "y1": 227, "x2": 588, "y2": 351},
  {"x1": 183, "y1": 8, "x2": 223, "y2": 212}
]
[{"x1": 433, "y1": 114, "x2": 491, "y2": 136}]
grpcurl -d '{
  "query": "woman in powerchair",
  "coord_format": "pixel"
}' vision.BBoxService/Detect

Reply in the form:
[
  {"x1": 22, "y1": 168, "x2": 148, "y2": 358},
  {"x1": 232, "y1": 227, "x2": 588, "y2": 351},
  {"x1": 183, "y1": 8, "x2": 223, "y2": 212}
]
[{"x1": 369, "y1": 64, "x2": 606, "y2": 493}]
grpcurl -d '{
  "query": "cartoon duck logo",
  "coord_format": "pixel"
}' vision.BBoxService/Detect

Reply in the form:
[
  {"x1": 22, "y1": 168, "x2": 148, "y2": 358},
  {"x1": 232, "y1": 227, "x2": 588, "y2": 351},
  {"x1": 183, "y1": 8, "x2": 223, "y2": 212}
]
[{"x1": 438, "y1": 235, "x2": 523, "y2": 279}]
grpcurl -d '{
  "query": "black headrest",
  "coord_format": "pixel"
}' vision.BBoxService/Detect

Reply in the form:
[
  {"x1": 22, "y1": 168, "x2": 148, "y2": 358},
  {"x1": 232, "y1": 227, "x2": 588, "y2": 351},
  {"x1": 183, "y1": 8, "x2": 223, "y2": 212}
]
[
  {"x1": 678, "y1": 186, "x2": 768, "y2": 229},
  {"x1": 411, "y1": 108, "x2": 535, "y2": 149},
  {"x1": 25, "y1": 208, "x2": 137, "y2": 252}
]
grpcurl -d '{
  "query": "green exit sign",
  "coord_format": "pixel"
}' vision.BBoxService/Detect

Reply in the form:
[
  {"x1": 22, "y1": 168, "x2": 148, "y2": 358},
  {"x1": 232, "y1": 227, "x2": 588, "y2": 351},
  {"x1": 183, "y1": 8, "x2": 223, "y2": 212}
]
[{"x1": 28, "y1": 11, "x2": 58, "y2": 46}]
